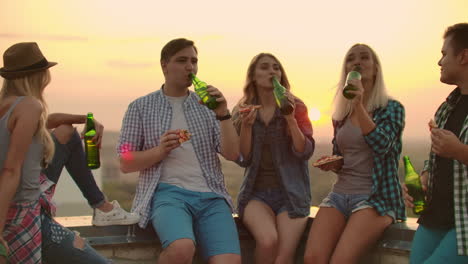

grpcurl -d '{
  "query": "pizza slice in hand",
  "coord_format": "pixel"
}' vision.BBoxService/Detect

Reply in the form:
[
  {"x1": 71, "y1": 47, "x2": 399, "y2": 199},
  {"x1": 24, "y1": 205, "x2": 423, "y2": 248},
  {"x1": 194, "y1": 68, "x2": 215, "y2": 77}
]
[
  {"x1": 312, "y1": 155, "x2": 344, "y2": 167},
  {"x1": 178, "y1": 129, "x2": 192, "y2": 144},
  {"x1": 239, "y1": 104, "x2": 262, "y2": 114}
]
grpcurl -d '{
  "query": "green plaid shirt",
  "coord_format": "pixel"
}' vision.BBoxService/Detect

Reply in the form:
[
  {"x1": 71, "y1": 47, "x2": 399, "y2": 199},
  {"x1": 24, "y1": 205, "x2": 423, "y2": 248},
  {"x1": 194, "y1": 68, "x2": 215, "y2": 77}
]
[
  {"x1": 423, "y1": 88, "x2": 468, "y2": 256},
  {"x1": 333, "y1": 99, "x2": 406, "y2": 222}
]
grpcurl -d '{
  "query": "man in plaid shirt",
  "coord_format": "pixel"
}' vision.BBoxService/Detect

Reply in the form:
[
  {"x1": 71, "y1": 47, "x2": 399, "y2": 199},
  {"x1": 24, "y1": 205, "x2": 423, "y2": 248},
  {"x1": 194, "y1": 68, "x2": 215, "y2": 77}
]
[
  {"x1": 404, "y1": 23, "x2": 468, "y2": 263},
  {"x1": 117, "y1": 38, "x2": 241, "y2": 264}
]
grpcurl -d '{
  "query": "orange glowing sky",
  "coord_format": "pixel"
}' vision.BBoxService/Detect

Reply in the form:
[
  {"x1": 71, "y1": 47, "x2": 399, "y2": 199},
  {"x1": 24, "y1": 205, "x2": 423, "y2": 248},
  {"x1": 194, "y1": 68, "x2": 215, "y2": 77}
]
[{"x1": 1, "y1": 0, "x2": 467, "y2": 143}]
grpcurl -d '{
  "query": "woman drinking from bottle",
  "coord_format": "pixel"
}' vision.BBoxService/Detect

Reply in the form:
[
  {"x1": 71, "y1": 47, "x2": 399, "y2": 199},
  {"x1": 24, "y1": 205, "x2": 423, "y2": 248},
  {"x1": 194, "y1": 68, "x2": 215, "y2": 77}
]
[
  {"x1": 232, "y1": 53, "x2": 314, "y2": 264},
  {"x1": 303, "y1": 44, "x2": 406, "y2": 264},
  {"x1": 0, "y1": 42, "x2": 110, "y2": 263}
]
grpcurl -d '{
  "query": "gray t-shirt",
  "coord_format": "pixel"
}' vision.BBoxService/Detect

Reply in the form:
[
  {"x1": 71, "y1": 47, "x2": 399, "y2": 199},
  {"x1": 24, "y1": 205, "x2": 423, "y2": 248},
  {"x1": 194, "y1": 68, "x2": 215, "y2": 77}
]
[
  {"x1": 159, "y1": 94, "x2": 211, "y2": 192},
  {"x1": 332, "y1": 118, "x2": 373, "y2": 194},
  {"x1": 0, "y1": 97, "x2": 43, "y2": 203}
]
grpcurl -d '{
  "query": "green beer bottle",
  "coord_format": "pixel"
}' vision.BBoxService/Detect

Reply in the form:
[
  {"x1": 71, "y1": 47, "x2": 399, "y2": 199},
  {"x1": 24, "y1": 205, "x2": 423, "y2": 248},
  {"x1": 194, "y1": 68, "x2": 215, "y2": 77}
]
[
  {"x1": 342, "y1": 65, "x2": 362, "y2": 99},
  {"x1": 272, "y1": 76, "x2": 294, "y2": 115},
  {"x1": 189, "y1": 73, "x2": 219, "y2": 110},
  {"x1": 84, "y1": 113, "x2": 100, "y2": 169},
  {"x1": 0, "y1": 242, "x2": 7, "y2": 257},
  {"x1": 403, "y1": 156, "x2": 426, "y2": 215}
]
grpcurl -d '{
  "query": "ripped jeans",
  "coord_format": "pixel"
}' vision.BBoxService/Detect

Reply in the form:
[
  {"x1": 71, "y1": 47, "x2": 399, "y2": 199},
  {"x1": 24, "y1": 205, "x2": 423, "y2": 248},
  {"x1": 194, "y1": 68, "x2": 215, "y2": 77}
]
[{"x1": 41, "y1": 213, "x2": 111, "y2": 264}]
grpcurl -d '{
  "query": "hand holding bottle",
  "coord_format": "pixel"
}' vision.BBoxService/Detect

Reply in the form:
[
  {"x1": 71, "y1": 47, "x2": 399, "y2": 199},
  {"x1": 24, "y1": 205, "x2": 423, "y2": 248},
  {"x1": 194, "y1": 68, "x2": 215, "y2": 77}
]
[
  {"x1": 345, "y1": 78, "x2": 365, "y2": 106},
  {"x1": 272, "y1": 76, "x2": 294, "y2": 115},
  {"x1": 205, "y1": 85, "x2": 229, "y2": 117},
  {"x1": 190, "y1": 73, "x2": 220, "y2": 110},
  {"x1": 282, "y1": 90, "x2": 296, "y2": 118},
  {"x1": 84, "y1": 113, "x2": 101, "y2": 169},
  {"x1": 81, "y1": 117, "x2": 104, "y2": 147},
  {"x1": 0, "y1": 237, "x2": 8, "y2": 259},
  {"x1": 403, "y1": 156, "x2": 427, "y2": 214},
  {"x1": 402, "y1": 170, "x2": 428, "y2": 208},
  {"x1": 342, "y1": 65, "x2": 362, "y2": 99}
]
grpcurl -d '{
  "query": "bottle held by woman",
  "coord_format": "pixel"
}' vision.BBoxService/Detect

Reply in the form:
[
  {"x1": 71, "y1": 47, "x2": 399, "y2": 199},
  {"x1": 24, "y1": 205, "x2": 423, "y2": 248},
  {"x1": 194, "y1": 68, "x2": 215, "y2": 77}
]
[
  {"x1": 84, "y1": 112, "x2": 100, "y2": 169},
  {"x1": 272, "y1": 76, "x2": 294, "y2": 115},
  {"x1": 342, "y1": 65, "x2": 362, "y2": 99}
]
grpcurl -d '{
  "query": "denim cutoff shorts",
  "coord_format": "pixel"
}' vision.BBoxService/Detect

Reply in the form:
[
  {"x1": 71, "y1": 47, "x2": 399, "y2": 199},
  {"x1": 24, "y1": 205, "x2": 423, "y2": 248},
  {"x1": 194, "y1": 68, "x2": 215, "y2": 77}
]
[
  {"x1": 250, "y1": 188, "x2": 288, "y2": 215},
  {"x1": 320, "y1": 192, "x2": 395, "y2": 221}
]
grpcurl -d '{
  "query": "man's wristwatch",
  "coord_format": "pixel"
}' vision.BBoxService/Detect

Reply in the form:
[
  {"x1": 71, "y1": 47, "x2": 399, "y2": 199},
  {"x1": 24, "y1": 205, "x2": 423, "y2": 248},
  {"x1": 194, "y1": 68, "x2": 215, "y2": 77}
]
[{"x1": 216, "y1": 110, "x2": 232, "y2": 121}]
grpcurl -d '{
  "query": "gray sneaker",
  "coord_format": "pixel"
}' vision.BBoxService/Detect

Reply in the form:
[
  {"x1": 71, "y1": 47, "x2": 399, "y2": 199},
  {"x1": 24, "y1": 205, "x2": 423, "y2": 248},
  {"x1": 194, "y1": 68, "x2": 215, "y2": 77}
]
[{"x1": 92, "y1": 200, "x2": 140, "y2": 226}]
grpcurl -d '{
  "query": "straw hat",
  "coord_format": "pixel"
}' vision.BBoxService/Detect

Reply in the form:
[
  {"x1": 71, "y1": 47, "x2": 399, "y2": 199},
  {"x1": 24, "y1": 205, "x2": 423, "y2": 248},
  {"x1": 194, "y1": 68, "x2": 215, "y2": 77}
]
[{"x1": 0, "y1": 42, "x2": 57, "y2": 79}]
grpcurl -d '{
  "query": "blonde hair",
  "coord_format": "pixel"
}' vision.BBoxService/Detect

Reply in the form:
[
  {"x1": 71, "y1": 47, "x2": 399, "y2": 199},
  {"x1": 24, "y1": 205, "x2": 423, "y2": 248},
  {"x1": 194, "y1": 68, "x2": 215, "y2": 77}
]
[
  {"x1": 0, "y1": 70, "x2": 55, "y2": 166},
  {"x1": 332, "y1": 44, "x2": 390, "y2": 121}
]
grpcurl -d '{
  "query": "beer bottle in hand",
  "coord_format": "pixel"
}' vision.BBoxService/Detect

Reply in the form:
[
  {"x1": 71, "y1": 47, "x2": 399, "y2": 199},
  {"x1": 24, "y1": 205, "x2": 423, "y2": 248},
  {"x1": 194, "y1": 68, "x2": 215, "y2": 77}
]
[
  {"x1": 403, "y1": 156, "x2": 426, "y2": 214},
  {"x1": 342, "y1": 65, "x2": 362, "y2": 99},
  {"x1": 272, "y1": 76, "x2": 294, "y2": 115},
  {"x1": 189, "y1": 73, "x2": 219, "y2": 110},
  {"x1": 84, "y1": 113, "x2": 100, "y2": 169},
  {"x1": 0, "y1": 242, "x2": 7, "y2": 258}
]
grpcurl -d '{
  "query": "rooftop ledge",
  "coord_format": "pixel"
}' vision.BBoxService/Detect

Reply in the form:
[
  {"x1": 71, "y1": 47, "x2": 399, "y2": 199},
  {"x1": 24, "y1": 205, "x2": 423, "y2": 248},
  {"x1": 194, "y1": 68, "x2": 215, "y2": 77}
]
[{"x1": 56, "y1": 208, "x2": 418, "y2": 264}]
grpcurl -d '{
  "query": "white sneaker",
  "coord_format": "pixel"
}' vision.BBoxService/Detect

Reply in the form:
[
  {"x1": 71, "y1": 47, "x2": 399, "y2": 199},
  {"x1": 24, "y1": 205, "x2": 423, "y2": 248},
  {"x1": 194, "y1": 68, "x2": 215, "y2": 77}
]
[{"x1": 92, "y1": 200, "x2": 140, "y2": 226}]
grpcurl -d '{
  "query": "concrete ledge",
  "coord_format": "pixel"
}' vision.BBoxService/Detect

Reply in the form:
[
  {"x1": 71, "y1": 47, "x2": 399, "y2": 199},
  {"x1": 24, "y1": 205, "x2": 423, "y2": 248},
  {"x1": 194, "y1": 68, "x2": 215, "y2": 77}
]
[{"x1": 56, "y1": 214, "x2": 416, "y2": 264}]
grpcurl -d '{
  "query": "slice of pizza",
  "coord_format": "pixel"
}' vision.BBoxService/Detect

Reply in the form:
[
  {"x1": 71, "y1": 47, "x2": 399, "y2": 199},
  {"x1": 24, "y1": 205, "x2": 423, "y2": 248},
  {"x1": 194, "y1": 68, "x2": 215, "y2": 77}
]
[
  {"x1": 312, "y1": 155, "x2": 343, "y2": 167},
  {"x1": 239, "y1": 104, "x2": 262, "y2": 114},
  {"x1": 428, "y1": 119, "x2": 438, "y2": 131},
  {"x1": 178, "y1": 129, "x2": 192, "y2": 144}
]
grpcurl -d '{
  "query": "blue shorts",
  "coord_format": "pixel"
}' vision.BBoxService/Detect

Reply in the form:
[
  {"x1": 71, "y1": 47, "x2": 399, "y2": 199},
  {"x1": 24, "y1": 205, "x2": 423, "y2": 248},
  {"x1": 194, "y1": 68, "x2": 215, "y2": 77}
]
[
  {"x1": 320, "y1": 192, "x2": 395, "y2": 221},
  {"x1": 151, "y1": 183, "x2": 240, "y2": 260},
  {"x1": 250, "y1": 188, "x2": 288, "y2": 215}
]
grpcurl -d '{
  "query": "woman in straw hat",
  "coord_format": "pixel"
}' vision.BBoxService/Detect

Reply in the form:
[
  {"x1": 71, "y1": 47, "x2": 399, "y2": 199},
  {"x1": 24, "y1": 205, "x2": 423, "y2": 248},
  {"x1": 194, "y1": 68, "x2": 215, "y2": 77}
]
[{"x1": 0, "y1": 42, "x2": 110, "y2": 263}]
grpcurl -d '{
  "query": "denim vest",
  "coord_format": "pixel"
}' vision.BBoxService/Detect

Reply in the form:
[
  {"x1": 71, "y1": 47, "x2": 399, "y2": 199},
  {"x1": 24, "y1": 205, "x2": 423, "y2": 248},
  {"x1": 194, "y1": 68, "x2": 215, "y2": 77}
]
[{"x1": 235, "y1": 100, "x2": 315, "y2": 218}]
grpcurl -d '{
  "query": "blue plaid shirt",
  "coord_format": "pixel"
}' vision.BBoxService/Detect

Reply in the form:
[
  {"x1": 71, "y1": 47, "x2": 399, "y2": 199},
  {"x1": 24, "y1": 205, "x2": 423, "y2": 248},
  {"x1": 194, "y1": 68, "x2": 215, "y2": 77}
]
[
  {"x1": 423, "y1": 88, "x2": 468, "y2": 256},
  {"x1": 117, "y1": 88, "x2": 233, "y2": 228},
  {"x1": 332, "y1": 99, "x2": 406, "y2": 221}
]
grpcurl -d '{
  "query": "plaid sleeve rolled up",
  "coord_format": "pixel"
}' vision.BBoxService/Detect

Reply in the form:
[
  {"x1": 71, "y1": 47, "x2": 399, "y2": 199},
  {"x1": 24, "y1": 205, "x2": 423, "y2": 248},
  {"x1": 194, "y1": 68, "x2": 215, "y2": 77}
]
[
  {"x1": 364, "y1": 100, "x2": 405, "y2": 156},
  {"x1": 364, "y1": 100, "x2": 406, "y2": 221}
]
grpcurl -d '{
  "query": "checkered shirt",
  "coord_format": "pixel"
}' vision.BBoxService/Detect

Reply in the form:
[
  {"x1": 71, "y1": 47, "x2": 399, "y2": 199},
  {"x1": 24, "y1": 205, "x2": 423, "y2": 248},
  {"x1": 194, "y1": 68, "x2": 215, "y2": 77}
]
[
  {"x1": 423, "y1": 88, "x2": 468, "y2": 256},
  {"x1": 118, "y1": 88, "x2": 233, "y2": 228},
  {"x1": 3, "y1": 174, "x2": 57, "y2": 263},
  {"x1": 333, "y1": 99, "x2": 406, "y2": 221}
]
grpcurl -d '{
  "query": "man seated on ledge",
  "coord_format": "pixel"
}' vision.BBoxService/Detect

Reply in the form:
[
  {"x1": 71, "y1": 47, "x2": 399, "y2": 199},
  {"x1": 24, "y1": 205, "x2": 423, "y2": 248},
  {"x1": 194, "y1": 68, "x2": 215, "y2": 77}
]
[{"x1": 117, "y1": 38, "x2": 241, "y2": 264}]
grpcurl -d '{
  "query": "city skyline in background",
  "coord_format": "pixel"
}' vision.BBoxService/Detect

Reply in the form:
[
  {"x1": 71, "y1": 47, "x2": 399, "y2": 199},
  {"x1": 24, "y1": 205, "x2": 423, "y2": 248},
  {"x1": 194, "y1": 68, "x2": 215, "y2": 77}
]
[{"x1": 1, "y1": 0, "x2": 467, "y2": 142}]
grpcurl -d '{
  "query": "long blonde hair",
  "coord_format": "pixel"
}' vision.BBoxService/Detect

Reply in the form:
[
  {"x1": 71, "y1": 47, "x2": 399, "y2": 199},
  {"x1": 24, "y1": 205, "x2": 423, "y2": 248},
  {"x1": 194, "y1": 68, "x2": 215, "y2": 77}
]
[
  {"x1": 332, "y1": 44, "x2": 390, "y2": 121},
  {"x1": 0, "y1": 70, "x2": 55, "y2": 166}
]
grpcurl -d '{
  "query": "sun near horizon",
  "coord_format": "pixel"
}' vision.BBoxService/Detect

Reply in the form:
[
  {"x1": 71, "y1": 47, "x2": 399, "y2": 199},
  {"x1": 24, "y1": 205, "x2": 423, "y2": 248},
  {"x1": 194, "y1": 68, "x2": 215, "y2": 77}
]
[{"x1": 0, "y1": 0, "x2": 467, "y2": 140}]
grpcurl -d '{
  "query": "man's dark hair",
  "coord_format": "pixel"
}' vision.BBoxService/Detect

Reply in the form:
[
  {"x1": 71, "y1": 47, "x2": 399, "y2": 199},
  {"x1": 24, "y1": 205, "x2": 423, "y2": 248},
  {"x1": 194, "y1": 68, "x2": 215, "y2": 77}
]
[
  {"x1": 444, "y1": 23, "x2": 468, "y2": 54},
  {"x1": 160, "y1": 38, "x2": 197, "y2": 63}
]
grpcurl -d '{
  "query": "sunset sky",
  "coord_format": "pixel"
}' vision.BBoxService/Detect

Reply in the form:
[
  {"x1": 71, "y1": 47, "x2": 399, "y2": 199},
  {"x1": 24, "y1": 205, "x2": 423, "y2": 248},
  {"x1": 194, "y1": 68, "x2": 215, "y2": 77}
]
[{"x1": 1, "y1": 0, "x2": 467, "y2": 144}]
